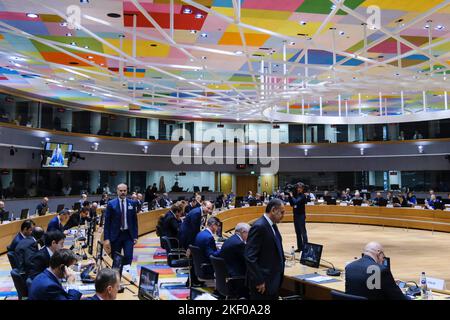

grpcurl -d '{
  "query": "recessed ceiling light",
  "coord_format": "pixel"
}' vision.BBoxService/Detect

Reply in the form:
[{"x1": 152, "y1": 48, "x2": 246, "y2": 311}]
[
  {"x1": 424, "y1": 25, "x2": 430, "y2": 29},
  {"x1": 100, "y1": 63, "x2": 104, "y2": 66},
  {"x1": 66, "y1": 33, "x2": 72, "y2": 37},
  {"x1": 189, "y1": 58, "x2": 194, "y2": 62},
  {"x1": 69, "y1": 77, "x2": 75, "y2": 81},
  {"x1": 88, "y1": 56, "x2": 94, "y2": 59},
  {"x1": 234, "y1": 50, "x2": 243, "y2": 55},
  {"x1": 195, "y1": 13, "x2": 203, "y2": 19},
  {"x1": 26, "y1": 13, "x2": 39, "y2": 18},
  {"x1": 190, "y1": 30, "x2": 197, "y2": 34},
  {"x1": 107, "y1": 13, "x2": 121, "y2": 18},
  {"x1": 69, "y1": 62, "x2": 79, "y2": 65},
  {"x1": 84, "y1": 45, "x2": 89, "y2": 49},
  {"x1": 149, "y1": 44, "x2": 157, "y2": 47},
  {"x1": 70, "y1": 42, "x2": 77, "y2": 46},
  {"x1": 80, "y1": 0, "x2": 89, "y2": 3},
  {"x1": 289, "y1": 41, "x2": 295, "y2": 45},
  {"x1": 201, "y1": 56, "x2": 207, "y2": 59},
  {"x1": 339, "y1": 31, "x2": 345, "y2": 35},
  {"x1": 200, "y1": 33, "x2": 207, "y2": 38},
  {"x1": 183, "y1": 8, "x2": 192, "y2": 14},
  {"x1": 299, "y1": 21, "x2": 307, "y2": 25},
  {"x1": 435, "y1": 25, "x2": 444, "y2": 30},
  {"x1": 60, "y1": 22, "x2": 67, "y2": 27}
]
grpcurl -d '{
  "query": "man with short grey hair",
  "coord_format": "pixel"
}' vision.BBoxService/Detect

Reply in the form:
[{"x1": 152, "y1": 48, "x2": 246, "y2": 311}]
[
  {"x1": 86, "y1": 268, "x2": 120, "y2": 300},
  {"x1": 220, "y1": 223, "x2": 250, "y2": 277},
  {"x1": 345, "y1": 241, "x2": 407, "y2": 300}
]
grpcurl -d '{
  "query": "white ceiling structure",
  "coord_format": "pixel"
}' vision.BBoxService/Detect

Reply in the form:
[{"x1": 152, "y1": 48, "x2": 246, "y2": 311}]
[{"x1": 0, "y1": 0, "x2": 448, "y2": 123}]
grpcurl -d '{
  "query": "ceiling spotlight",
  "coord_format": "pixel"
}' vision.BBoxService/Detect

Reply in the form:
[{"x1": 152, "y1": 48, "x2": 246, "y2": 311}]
[
  {"x1": 142, "y1": 145, "x2": 148, "y2": 154},
  {"x1": 66, "y1": 33, "x2": 73, "y2": 37},
  {"x1": 418, "y1": 145, "x2": 424, "y2": 154},
  {"x1": 80, "y1": 0, "x2": 89, "y2": 3},
  {"x1": 304, "y1": 149, "x2": 308, "y2": 156},
  {"x1": 45, "y1": 137, "x2": 50, "y2": 142},
  {"x1": 91, "y1": 142, "x2": 99, "y2": 151},
  {"x1": 289, "y1": 41, "x2": 295, "y2": 45},
  {"x1": 88, "y1": 56, "x2": 94, "y2": 59},
  {"x1": 299, "y1": 21, "x2": 307, "y2": 25},
  {"x1": 234, "y1": 50, "x2": 243, "y2": 55},
  {"x1": 70, "y1": 42, "x2": 77, "y2": 46},
  {"x1": 190, "y1": 30, "x2": 197, "y2": 34},
  {"x1": 195, "y1": 13, "x2": 203, "y2": 19},
  {"x1": 69, "y1": 77, "x2": 75, "y2": 81},
  {"x1": 200, "y1": 33, "x2": 208, "y2": 38},
  {"x1": 424, "y1": 25, "x2": 430, "y2": 29},
  {"x1": 201, "y1": 56, "x2": 207, "y2": 60},
  {"x1": 84, "y1": 45, "x2": 89, "y2": 49},
  {"x1": 183, "y1": 8, "x2": 192, "y2": 14},
  {"x1": 360, "y1": 148, "x2": 365, "y2": 156},
  {"x1": 339, "y1": 31, "x2": 345, "y2": 35},
  {"x1": 26, "y1": 13, "x2": 39, "y2": 18},
  {"x1": 435, "y1": 25, "x2": 444, "y2": 30}
]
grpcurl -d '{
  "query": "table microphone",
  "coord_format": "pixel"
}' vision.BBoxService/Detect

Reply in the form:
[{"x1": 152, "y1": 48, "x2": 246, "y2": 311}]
[{"x1": 321, "y1": 258, "x2": 341, "y2": 276}]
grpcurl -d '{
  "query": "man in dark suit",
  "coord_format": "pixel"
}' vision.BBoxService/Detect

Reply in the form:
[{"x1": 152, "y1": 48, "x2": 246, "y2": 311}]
[
  {"x1": 288, "y1": 183, "x2": 309, "y2": 252},
  {"x1": 8, "y1": 219, "x2": 35, "y2": 252},
  {"x1": 161, "y1": 202, "x2": 183, "y2": 238},
  {"x1": 35, "y1": 197, "x2": 49, "y2": 216},
  {"x1": 345, "y1": 242, "x2": 407, "y2": 300},
  {"x1": 47, "y1": 209, "x2": 70, "y2": 233},
  {"x1": 159, "y1": 193, "x2": 172, "y2": 208},
  {"x1": 29, "y1": 249, "x2": 82, "y2": 300},
  {"x1": 193, "y1": 216, "x2": 222, "y2": 277},
  {"x1": 104, "y1": 183, "x2": 138, "y2": 266},
  {"x1": 15, "y1": 226, "x2": 44, "y2": 274},
  {"x1": 178, "y1": 201, "x2": 213, "y2": 250},
  {"x1": 64, "y1": 207, "x2": 91, "y2": 230},
  {"x1": 86, "y1": 268, "x2": 120, "y2": 300},
  {"x1": 220, "y1": 223, "x2": 250, "y2": 277},
  {"x1": 185, "y1": 195, "x2": 201, "y2": 214},
  {"x1": 245, "y1": 198, "x2": 286, "y2": 300},
  {"x1": 28, "y1": 230, "x2": 65, "y2": 280}
]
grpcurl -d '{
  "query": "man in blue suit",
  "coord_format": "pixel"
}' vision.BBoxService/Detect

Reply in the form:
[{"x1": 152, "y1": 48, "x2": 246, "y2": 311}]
[
  {"x1": 220, "y1": 223, "x2": 250, "y2": 277},
  {"x1": 47, "y1": 209, "x2": 70, "y2": 233},
  {"x1": 86, "y1": 268, "x2": 120, "y2": 300},
  {"x1": 178, "y1": 201, "x2": 213, "y2": 250},
  {"x1": 103, "y1": 183, "x2": 138, "y2": 266},
  {"x1": 15, "y1": 227, "x2": 44, "y2": 274},
  {"x1": 8, "y1": 219, "x2": 35, "y2": 252},
  {"x1": 29, "y1": 248, "x2": 82, "y2": 300},
  {"x1": 245, "y1": 198, "x2": 286, "y2": 300},
  {"x1": 193, "y1": 216, "x2": 222, "y2": 277},
  {"x1": 345, "y1": 242, "x2": 408, "y2": 300}
]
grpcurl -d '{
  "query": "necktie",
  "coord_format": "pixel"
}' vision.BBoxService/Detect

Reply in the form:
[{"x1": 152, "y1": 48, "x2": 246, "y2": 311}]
[
  {"x1": 272, "y1": 223, "x2": 282, "y2": 247},
  {"x1": 121, "y1": 200, "x2": 125, "y2": 229}
]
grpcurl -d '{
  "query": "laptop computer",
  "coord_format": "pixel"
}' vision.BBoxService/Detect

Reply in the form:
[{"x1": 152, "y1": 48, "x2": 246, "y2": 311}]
[
  {"x1": 20, "y1": 208, "x2": 29, "y2": 220},
  {"x1": 138, "y1": 266, "x2": 159, "y2": 300}
]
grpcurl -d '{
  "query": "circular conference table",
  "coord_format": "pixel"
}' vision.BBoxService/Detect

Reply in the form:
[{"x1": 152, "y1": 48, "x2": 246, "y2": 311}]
[{"x1": 2, "y1": 205, "x2": 450, "y2": 299}]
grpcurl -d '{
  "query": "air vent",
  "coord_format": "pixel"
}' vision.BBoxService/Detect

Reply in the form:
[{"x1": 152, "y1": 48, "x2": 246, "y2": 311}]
[
  {"x1": 297, "y1": 33, "x2": 309, "y2": 36},
  {"x1": 259, "y1": 47, "x2": 271, "y2": 50},
  {"x1": 252, "y1": 54, "x2": 263, "y2": 57}
]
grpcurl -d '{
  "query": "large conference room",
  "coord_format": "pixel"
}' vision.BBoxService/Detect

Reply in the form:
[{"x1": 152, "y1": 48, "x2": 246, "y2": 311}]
[{"x1": 0, "y1": 0, "x2": 449, "y2": 304}]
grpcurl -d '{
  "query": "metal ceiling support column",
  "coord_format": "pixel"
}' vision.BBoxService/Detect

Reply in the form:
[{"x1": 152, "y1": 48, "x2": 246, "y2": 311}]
[
  {"x1": 401, "y1": 91, "x2": 404, "y2": 114},
  {"x1": 444, "y1": 91, "x2": 448, "y2": 110},
  {"x1": 423, "y1": 90, "x2": 427, "y2": 112},
  {"x1": 133, "y1": 14, "x2": 137, "y2": 104},
  {"x1": 260, "y1": 59, "x2": 264, "y2": 100},
  {"x1": 362, "y1": 23, "x2": 368, "y2": 69},
  {"x1": 170, "y1": 0, "x2": 174, "y2": 40},
  {"x1": 345, "y1": 99, "x2": 348, "y2": 116},
  {"x1": 302, "y1": 96, "x2": 305, "y2": 116},
  {"x1": 338, "y1": 94, "x2": 342, "y2": 117},
  {"x1": 119, "y1": 34, "x2": 124, "y2": 82},
  {"x1": 304, "y1": 48, "x2": 309, "y2": 84},
  {"x1": 331, "y1": 28, "x2": 336, "y2": 80},
  {"x1": 319, "y1": 96, "x2": 323, "y2": 116},
  {"x1": 379, "y1": 92, "x2": 382, "y2": 115},
  {"x1": 427, "y1": 19, "x2": 433, "y2": 74},
  {"x1": 358, "y1": 93, "x2": 362, "y2": 115}
]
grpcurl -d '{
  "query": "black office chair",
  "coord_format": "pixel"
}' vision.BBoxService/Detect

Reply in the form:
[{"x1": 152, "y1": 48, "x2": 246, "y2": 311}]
[
  {"x1": 210, "y1": 256, "x2": 245, "y2": 299},
  {"x1": 330, "y1": 290, "x2": 368, "y2": 301},
  {"x1": 188, "y1": 245, "x2": 215, "y2": 282},
  {"x1": 161, "y1": 237, "x2": 190, "y2": 269},
  {"x1": 7, "y1": 251, "x2": 19, "y2": 270},
  {"x1": 193, "y1": 186, "x2": 200, "y2": 193},
  {"x1": 10, "y1": 269, "x2": 28, "y2": 299}
]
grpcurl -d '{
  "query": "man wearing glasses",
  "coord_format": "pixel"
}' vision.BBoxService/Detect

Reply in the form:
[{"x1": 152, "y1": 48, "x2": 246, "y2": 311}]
[{"x1": 345, "y1": 241, "x2": 407, "y2": 300}]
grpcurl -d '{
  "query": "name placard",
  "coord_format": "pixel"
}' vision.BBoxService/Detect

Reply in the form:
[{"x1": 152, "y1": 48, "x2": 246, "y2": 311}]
[
  {"x1": 307, "y1": 202, "x2": 315, "y2": 206},
  {"x1": 386, "y1": 204, "x2": 394, "y2": 208},
  {"x1": 426, "y1": 277, "x2": 446, "y2": 290},
  {"x1": 340, "y1": 202, "x2": 348, "y2": 206},
  {"x1": 361, "y1": 203, "x2": 369, "y2": 207},
  {"x1": 414, "y1": 205, "x2": 422, "y2": 209}
]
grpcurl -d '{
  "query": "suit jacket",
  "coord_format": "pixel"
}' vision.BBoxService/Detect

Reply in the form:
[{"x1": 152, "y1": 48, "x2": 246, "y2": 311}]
[
  {"x1": 29, "y1": 269, "x2": 82, "y2": 300},
  {"x1": 162, "y1": 210, "x2": 181, "y2": 238},
  {"x1": 85, "y1": 294, "x2": 100, "y2": 300},
  {"x1": 288, "y1": 193, "x2": 307, "y2": 215},
  {"x1": 245, "y1": 216, "x2": 285, "y2": 296},
  {"x1": 345, "y1": 255, "x2": 407, "y2": 300},
  {"x1": 9, "y1": 232, "x2": 24, "y2": 252},
  {"x1": 194, "y1": 229, "x2": 220, "y2": 265},
  {"x1": 185, "y1": 202, "x2": 200, "y2": 214},
  {"x1": 178, "y1": 206, "x2": 203, "y2": 249},
  {"x1": 28, "y1": 247, "x2": 51, "y2": 280},
  {"x1": 104, "y1": 198, "x2": 138, "y2": 242},
  {"x1": 220, "y1": 234, "x2": 246, "y2": 277},
  {"x1": 47, "y1": 216, "x2": 63, "y2": 232},
  {"x1": 14, "y1": 237, "x2": 39, "y2": 274}
]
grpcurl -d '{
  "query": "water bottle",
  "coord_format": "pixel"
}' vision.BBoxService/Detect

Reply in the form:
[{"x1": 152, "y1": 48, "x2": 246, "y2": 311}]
[
  {"x1": 290, "y1": 246, "x2": 296, "y2": 266},
  {"x1": 153, "y1": 284, "x2": 160, "y2": 300},
  {"x1": 420, "y1": 272, "x2": 428, "y2": 298}
]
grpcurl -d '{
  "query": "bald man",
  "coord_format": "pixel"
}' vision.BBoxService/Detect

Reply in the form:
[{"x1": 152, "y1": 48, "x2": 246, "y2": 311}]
[
  {"x1": 104, "y1": 183, "x2": 138, "y2": 266},
  {"x1": 345, "y1": 242, "x2": 407, "y2": 300}
]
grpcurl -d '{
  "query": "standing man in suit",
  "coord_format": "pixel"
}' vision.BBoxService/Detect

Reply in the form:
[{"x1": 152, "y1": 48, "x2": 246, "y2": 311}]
[
  {"x1": 288, "y1": 183, "x2": 308, "y2": 253},
  {"x1": 28, "y1": 230, "x2": 65, "y2": 279},
  {"x1": 178, "y1": 201, "x2": 213, "y2": 250},
  {"x1": 15, "y1": 226, "x2": 44, "y2": 274},
  {"x1": 29, "y1": 249, "x2": 82, "y2": 300},
  {"x1": 8, "y1": 219, "x2": 35, "y2": 251},
  {"x1": 193, "y1": 216, "x2": 222, "y2": 277},
  {"x1": 220, "y1": 223, "x2": 250, "y2": 277},
  {"x1": 345, "y1": 242, "x2": 407, "y2": 300},
  {"x1": 86, "y1": 268, "x2": 120, "y2": 300},
  {"x1": 159, "y1": 193, "x2": 172, "y2": 208},
  {"x1": 161, "y1": 202, "x2": 183, "y2": 238},
  {"x1": 47, "y1": 209, "x2": 70, "y2": 233},
  {"x1": 245, "y1": 198, "x2": 286, "y2": 300},
  {"x1": 103, "y1": 183, "x2": 138, "y2": 266}
]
